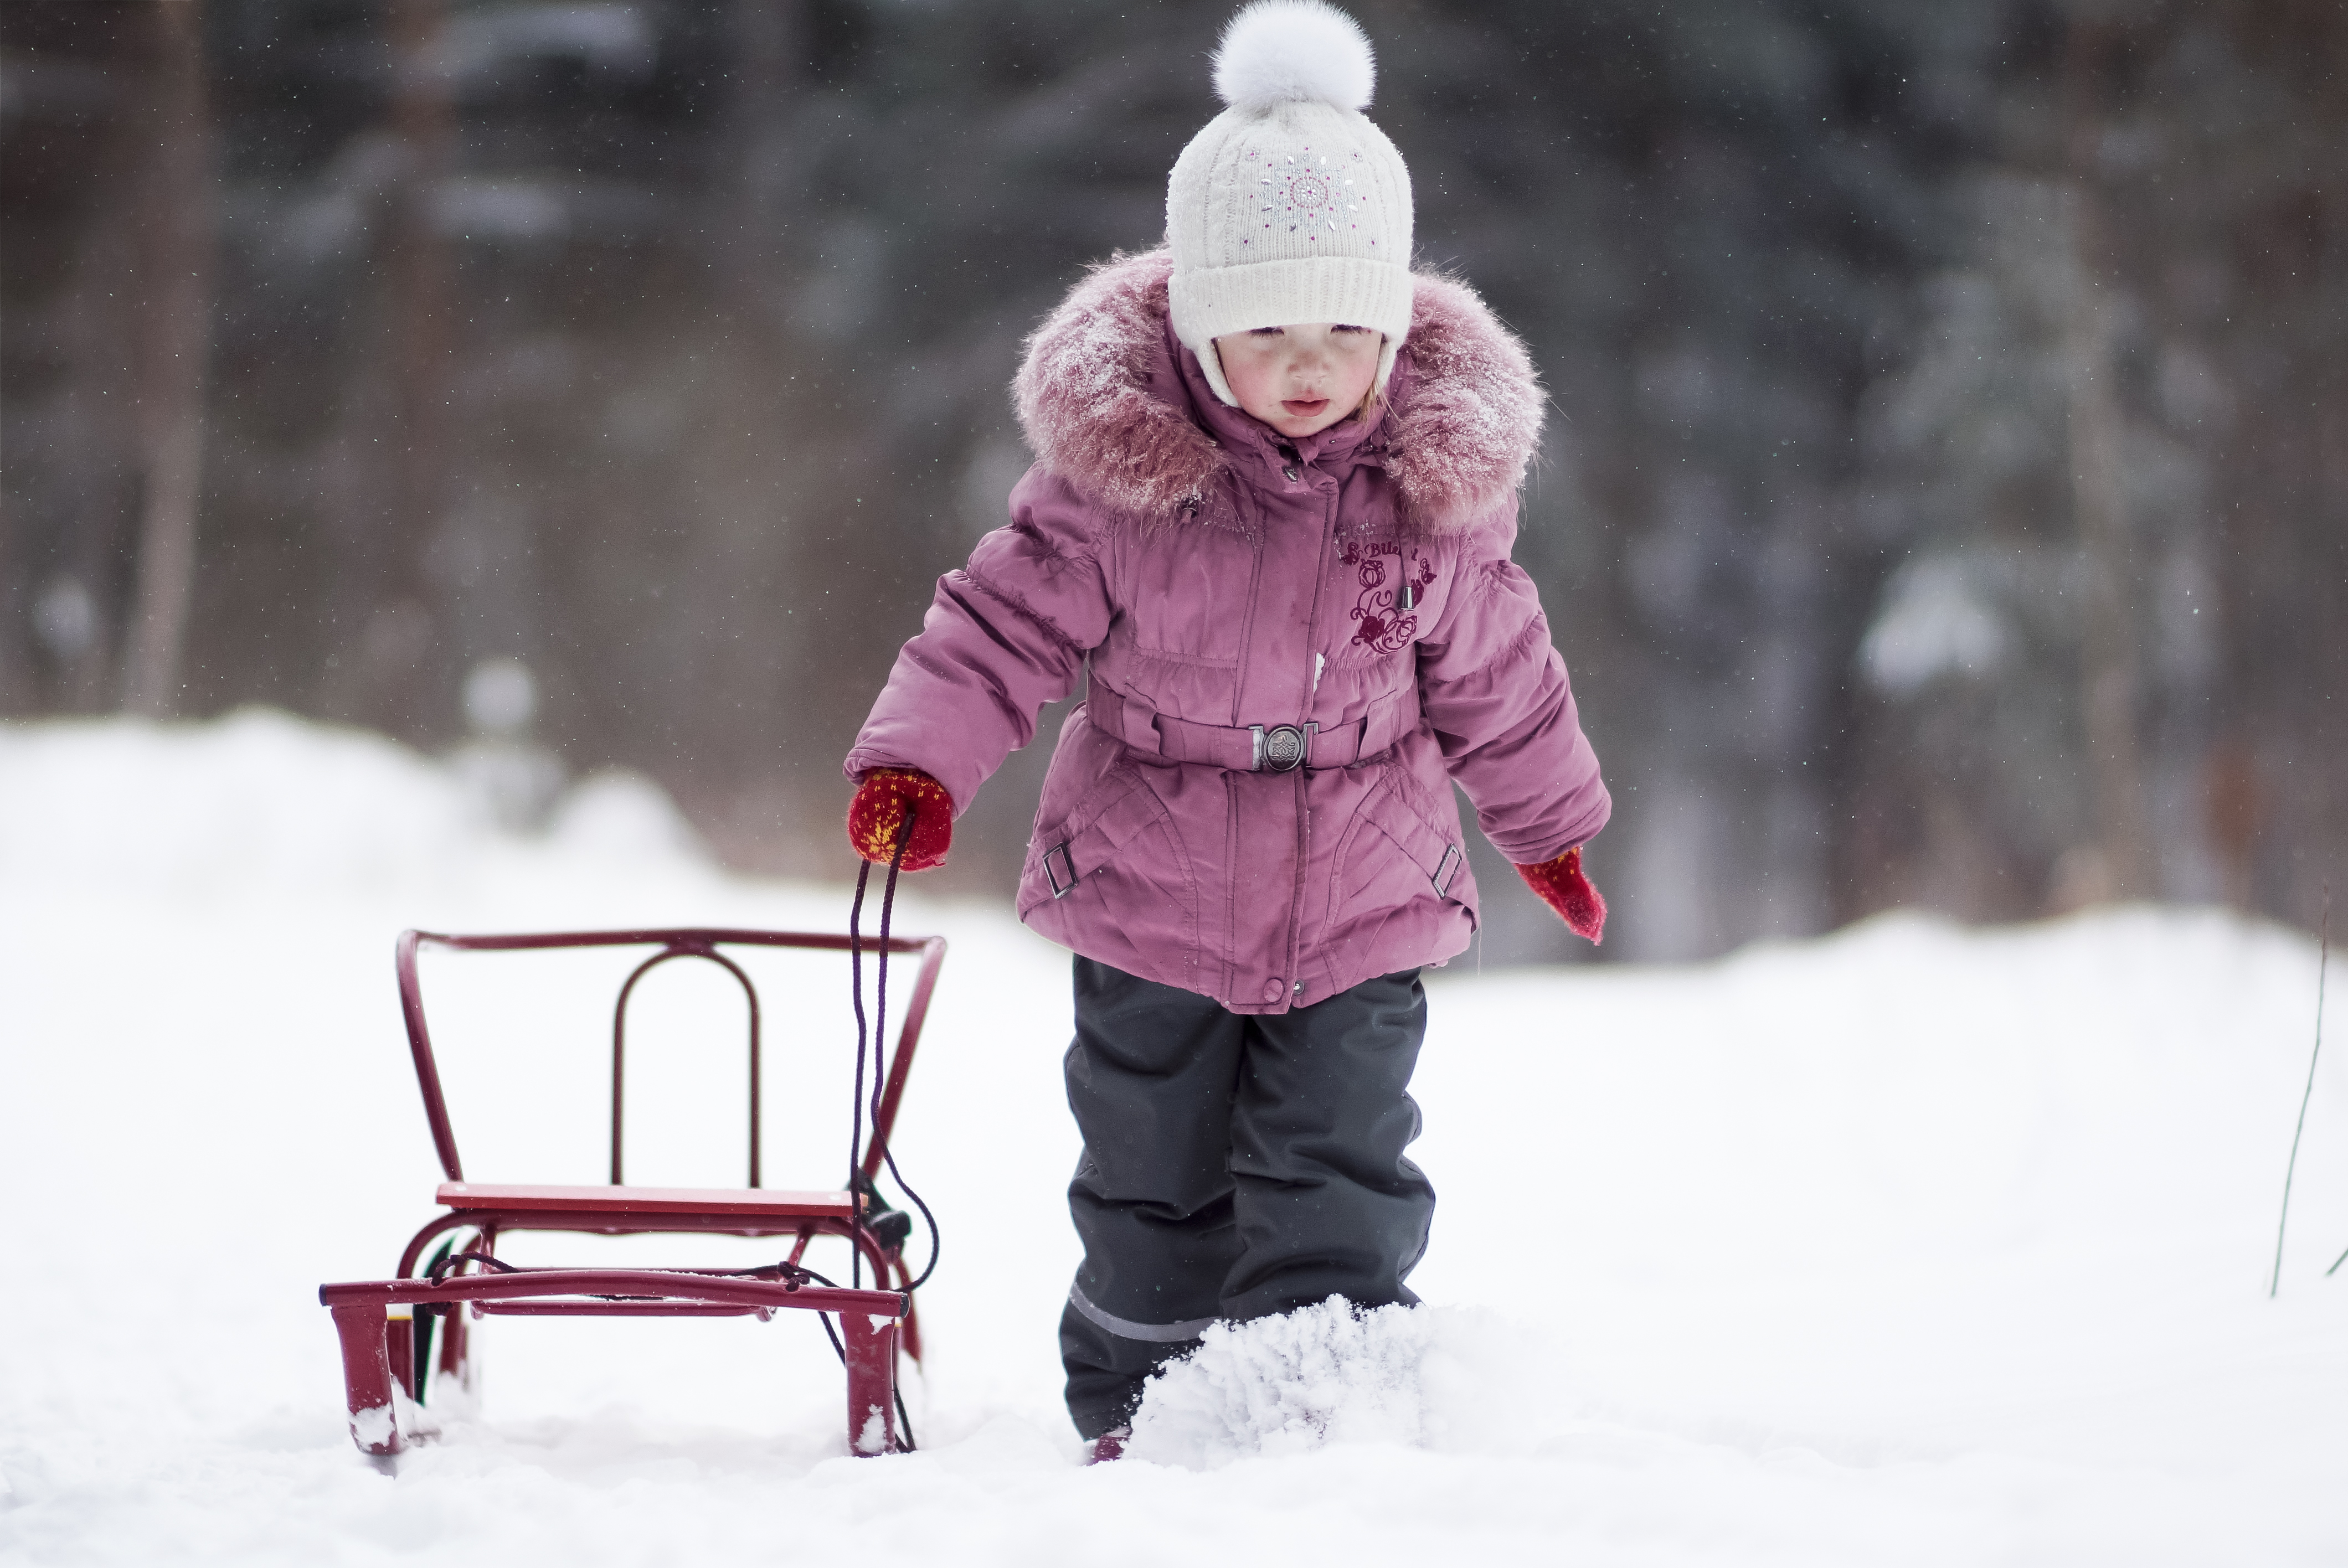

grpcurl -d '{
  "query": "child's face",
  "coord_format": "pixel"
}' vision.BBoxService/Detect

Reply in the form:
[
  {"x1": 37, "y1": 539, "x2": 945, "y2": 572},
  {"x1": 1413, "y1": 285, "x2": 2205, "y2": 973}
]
[{"x1": 1212, "y1": 323, "x2": 1382, "y2": 440}]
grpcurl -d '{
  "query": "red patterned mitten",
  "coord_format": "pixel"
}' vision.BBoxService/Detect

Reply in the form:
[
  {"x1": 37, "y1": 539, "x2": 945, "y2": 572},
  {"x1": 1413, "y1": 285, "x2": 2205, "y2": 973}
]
[
  {"x1": 1516, "y1": 845, "x2": 1606, "y2": 944},
  {"x1": 846, "y1": 768, "x2": 954, "y2": 871}
]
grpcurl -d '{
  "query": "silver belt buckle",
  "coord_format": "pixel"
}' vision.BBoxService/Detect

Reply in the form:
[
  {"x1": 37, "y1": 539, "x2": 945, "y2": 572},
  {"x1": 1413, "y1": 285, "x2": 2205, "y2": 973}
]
[{"x1": 1250, "y1": 723, "x2": 1316, "y2": 772}]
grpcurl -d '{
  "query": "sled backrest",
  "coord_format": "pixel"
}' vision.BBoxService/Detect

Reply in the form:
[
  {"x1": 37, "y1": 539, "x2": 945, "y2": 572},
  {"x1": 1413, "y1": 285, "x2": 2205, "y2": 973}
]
[{"x1": 394, "y1": 927, "x2": 946, "y2": 1190}]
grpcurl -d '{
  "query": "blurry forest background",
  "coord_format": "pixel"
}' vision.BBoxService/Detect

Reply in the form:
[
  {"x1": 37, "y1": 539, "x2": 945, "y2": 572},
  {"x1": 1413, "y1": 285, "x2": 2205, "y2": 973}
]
[{"x1": 3, "y1": 0, "x2": 2341, "y2": 962}]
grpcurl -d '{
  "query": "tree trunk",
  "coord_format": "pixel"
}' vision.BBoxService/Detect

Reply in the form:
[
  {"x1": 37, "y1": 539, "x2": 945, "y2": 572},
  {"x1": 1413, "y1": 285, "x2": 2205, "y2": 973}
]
[
  {"x1": 119, "y1": 0, "x2": 219, "y2": 718},
  {"x1": 376, "y1": 0, "x2": 456, "y2": 737},
  {"x1": 2061, "y1": 15, "x2": 2156, "y2": 901}
]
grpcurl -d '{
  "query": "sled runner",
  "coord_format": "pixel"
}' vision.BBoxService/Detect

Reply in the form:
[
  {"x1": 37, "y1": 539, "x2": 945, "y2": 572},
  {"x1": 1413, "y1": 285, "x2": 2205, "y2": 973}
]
[{"x1": 319, "y1": 925, "x2": 946, "y2": 1459}]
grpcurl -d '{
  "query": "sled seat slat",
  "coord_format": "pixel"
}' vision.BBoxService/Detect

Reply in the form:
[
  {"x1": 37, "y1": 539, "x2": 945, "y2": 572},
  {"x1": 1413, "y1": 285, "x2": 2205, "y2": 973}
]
[
  {"x1": 472, "y1": 1301, "x2": 773, "y2": 1318},
  {"x1": 437, "y1": 1182, "x2": 854, "y2": 1219}
]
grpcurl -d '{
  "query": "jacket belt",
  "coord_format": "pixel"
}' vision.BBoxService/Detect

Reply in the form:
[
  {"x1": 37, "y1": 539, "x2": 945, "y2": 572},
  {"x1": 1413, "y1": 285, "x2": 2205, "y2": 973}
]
[{"x1": 1087, "y1": 682, "x2": 1418, "y2": 773}]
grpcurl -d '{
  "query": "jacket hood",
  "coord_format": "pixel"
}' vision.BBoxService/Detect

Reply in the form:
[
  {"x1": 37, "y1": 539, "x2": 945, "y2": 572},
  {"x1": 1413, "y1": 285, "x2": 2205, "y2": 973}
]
[{"x1": 1012, "y1": 247, "x2": 1543, "y2": 536}]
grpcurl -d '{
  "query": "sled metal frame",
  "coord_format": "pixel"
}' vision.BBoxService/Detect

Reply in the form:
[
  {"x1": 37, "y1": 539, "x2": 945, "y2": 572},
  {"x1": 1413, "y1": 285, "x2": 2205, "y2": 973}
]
[{"x1": 319, "y1": 926, "x2": 946, "y2": 1459}]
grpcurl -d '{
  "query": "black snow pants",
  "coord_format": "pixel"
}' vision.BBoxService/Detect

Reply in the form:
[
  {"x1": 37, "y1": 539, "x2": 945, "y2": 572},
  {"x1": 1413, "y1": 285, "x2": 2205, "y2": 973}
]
[{"x1": 1058, "y1": 956, "x2": 1436, "y2": 1439}]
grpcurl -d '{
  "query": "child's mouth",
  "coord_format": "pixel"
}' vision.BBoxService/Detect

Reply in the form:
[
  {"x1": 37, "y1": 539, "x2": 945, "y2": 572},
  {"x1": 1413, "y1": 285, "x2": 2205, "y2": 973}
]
[{"x1": 1281, "y1": 398, "x2": 1330, "y2": 419}]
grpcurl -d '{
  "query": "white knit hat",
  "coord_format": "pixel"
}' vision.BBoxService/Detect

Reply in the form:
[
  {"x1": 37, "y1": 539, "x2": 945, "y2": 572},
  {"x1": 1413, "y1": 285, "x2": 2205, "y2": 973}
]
[{"x1": 1166, "y1": 1, "x2": 1414, "y2": 408}]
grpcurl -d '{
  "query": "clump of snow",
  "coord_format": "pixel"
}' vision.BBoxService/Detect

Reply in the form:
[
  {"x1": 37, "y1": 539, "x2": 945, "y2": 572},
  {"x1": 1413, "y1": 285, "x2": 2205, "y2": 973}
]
[
  {"x1": 462, "y1": 658, "x2": 540, "y2": 736},
  {"x1": 549, "y1": 768, "x2": 708, "y2": 862},
  {"x1": 1860, "y1": 554, "x2": 2009, "y2": 693},
  {"x1": 1128, "y1": 1298, "x2": 1433, "y2": 1465},
  {"x1": 1128, "y1": 1299, "x2": 1562, "y2": 1469},
  {"x1": 444, "y1": 3, "x2": 657, "y2": 82},
  {"x1": 348, "y1": 1403, "x2": 397, "y2": 1452}
]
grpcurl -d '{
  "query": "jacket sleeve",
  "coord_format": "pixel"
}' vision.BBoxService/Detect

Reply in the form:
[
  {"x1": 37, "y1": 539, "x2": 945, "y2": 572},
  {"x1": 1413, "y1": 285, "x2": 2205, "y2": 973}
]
[
  {"x1": 842, "y1": 467, "x2": 1114, "y2": 814},
  {"x1": 1414, "y1": 504, "x2": 1611, "y2": 865}
]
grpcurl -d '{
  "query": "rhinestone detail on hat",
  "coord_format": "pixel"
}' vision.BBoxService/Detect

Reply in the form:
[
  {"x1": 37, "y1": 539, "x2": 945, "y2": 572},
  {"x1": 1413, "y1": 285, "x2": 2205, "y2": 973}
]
[{"x1": 1255, "y1": 149, "x2": 1362, "y2": 243}]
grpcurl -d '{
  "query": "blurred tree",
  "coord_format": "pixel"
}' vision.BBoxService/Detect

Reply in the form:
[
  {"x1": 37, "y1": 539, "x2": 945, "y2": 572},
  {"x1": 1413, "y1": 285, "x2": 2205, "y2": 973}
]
[
  {"x1": 1842, "y1": 0, "x2": 2342, "y2": 927},
  {"x1": 364, "y1": 0, "x2": 459, "y2": 735},
  {"x1": 2058, "y1": 7, "x2": 2155, "y2": 902},
  {"x1": 6, "y1": 2, "x2": 155, "y2": 711},
  {"x1": 119, "y1": 0, "x2": 221, "y2": 718}
]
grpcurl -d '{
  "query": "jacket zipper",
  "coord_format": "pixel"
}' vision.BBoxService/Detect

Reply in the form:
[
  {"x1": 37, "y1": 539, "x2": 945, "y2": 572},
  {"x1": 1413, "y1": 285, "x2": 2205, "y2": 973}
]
[
  {"x1": 1281, "y1": 470, "x2": 1341, "y2": 1010},
  {"x1": 1226, "y1": 500, "x2": 1268, "y2": 1003}
]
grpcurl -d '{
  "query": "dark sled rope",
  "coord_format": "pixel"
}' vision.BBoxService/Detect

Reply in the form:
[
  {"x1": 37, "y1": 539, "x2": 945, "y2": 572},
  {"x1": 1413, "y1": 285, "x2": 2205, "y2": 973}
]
[
  {"x1": 841, "y1": 806, "x2": 938, "y2": 1451},
  {"x1": 846, "y1": 810, "x2": 941, "y2": 1295},
  {"x1": 767, "y1": 1260, "x2": 924, "y2": 1452},
  {"x1": 868, "y1": 819, "x2": 942, "y2": 1293},
  {"x1": 849, "y1": 854, "x2": 873, "y2": 1285}
]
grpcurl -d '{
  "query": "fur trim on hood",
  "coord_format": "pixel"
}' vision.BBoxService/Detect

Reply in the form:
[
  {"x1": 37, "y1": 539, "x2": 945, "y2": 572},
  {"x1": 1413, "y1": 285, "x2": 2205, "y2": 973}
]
[{"x1": 1013, "y1": 248, "x2": 1543, "y2": 535}]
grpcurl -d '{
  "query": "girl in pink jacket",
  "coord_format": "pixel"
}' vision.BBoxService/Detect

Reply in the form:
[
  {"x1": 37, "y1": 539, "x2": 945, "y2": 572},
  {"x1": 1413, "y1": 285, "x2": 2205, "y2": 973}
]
[{"x1": 843, "y1": 0, "x2": 1610, "y2": 1456}]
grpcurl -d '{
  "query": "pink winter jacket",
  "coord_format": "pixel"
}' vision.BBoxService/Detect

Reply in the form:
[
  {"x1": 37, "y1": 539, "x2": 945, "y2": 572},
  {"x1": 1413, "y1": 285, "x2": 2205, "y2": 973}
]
[{"x1": 845, "y1": 249, "x2": 1609, "y2": 1014}]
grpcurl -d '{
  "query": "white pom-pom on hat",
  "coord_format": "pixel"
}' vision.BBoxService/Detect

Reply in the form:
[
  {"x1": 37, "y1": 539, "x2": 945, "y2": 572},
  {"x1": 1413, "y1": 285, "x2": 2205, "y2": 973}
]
[{"x1": 1212, "y1": 0, "x2": 1376, "y2": 114}]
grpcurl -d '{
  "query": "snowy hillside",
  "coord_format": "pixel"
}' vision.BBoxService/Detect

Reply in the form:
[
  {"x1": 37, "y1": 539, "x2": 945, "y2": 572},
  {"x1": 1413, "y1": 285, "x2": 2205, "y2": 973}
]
[{"x1": 2, "y1": 711, "x2": 2342, "y2": 1565}]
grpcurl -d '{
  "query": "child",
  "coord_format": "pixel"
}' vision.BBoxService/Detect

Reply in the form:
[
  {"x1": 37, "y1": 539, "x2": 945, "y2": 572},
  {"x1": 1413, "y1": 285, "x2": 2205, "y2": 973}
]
[{"x1": 842, "y1": 0, "x2": 1610, "y2": 1458}]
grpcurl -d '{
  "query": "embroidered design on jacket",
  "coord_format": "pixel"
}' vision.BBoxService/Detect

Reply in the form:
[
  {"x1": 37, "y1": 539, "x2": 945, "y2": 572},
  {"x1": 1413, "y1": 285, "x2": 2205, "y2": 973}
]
[{"x1": 1341, "y1": 540, "x2": 1438, "y2": 653}]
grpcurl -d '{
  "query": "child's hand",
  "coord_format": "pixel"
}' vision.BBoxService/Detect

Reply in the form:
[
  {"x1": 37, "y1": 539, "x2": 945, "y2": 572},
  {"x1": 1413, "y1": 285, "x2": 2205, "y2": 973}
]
[
  {"x1": 847, "y1": 768, "x2": 955, "y2": 870},
  {"x1": 1515, "y1": 845, "x2": 1605, "y2": 944}
]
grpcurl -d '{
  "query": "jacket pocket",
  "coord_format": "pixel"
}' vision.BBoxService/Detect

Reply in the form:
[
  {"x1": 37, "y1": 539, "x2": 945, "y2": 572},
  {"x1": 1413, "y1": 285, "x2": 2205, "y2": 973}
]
[
  {"x1": 1017, "y1": 762, "x2": 1203, "y2": 988},
  {"x1": 1018, "y1": 767, "x2": 1180, "y2": 910},
  {"x1": 1325, "y1": 765, "x2": 1471, "y2": 938}
]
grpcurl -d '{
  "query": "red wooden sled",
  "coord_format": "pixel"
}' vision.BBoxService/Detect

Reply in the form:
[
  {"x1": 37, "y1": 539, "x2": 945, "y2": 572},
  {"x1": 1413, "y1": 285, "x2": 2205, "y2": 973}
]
[{"x1": 320, "y1": 926, "x2": 945, "y2": 1459}]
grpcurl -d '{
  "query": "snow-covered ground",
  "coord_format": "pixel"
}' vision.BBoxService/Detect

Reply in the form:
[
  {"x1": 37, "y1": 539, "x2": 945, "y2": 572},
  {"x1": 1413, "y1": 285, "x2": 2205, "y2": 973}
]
[{"x1": 2, "y1": 710, "x2": 2342, "y2": 1565}]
